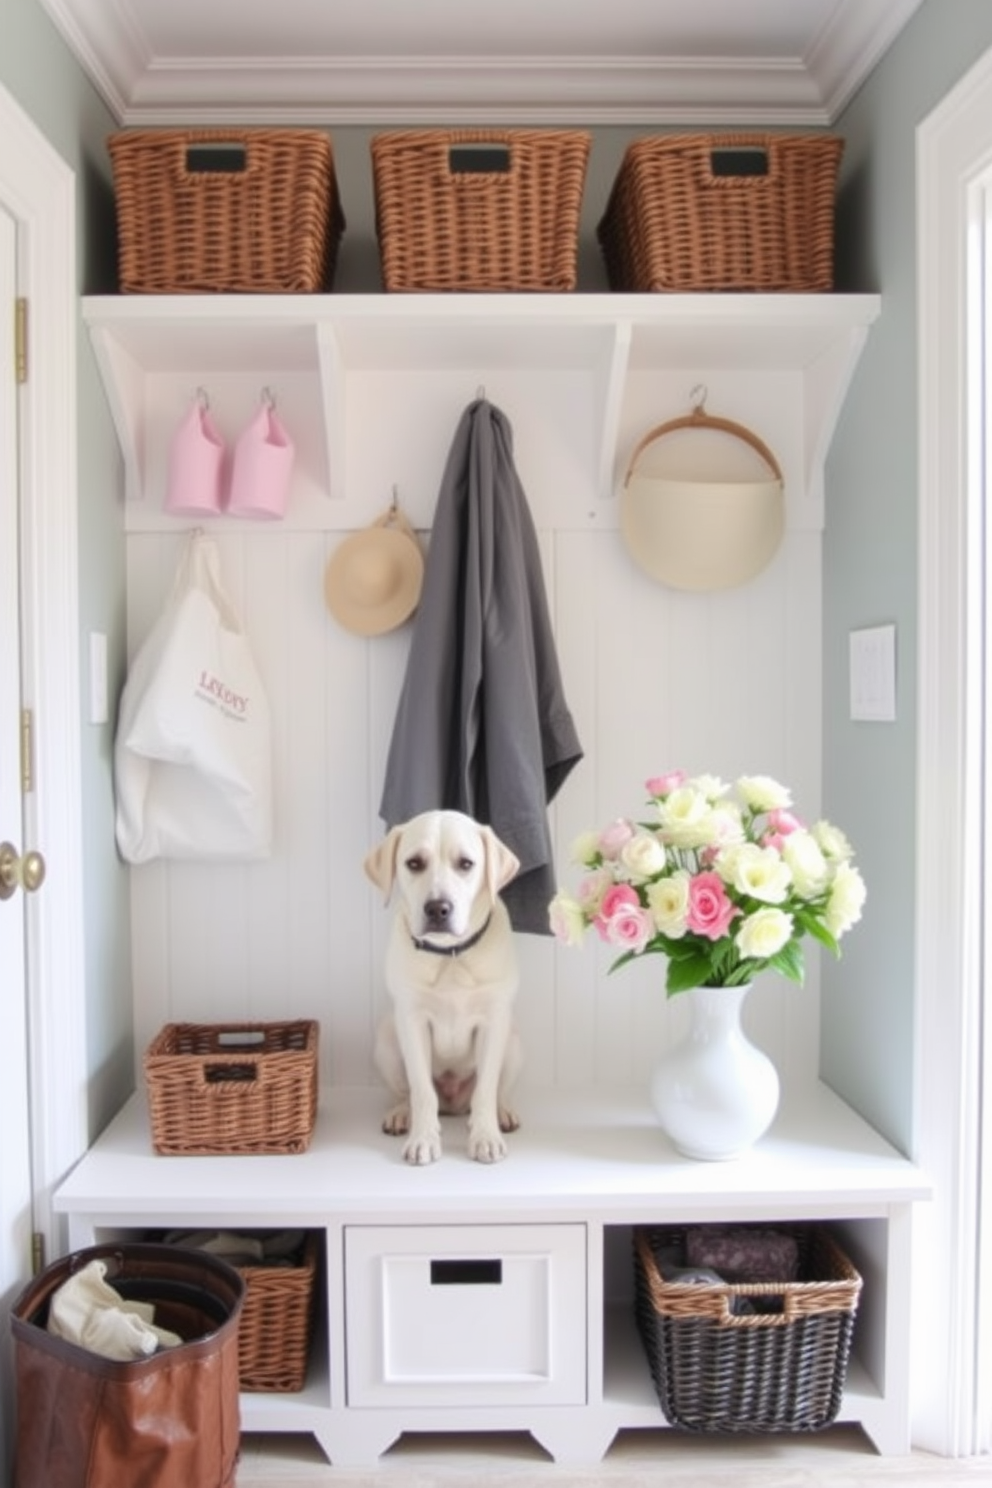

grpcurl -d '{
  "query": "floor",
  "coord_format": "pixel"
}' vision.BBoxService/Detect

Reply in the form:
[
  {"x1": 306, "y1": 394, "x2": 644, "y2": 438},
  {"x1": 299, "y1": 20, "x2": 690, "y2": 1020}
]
[{"x1": 235, "y1": 1427, "x2": 989, "y2": 1487}]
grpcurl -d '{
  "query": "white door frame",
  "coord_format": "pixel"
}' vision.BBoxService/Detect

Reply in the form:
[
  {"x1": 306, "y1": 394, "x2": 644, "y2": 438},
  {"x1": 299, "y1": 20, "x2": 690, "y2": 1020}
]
[
  {"x1": 914, "y1": 44, "x2": 992, "y2": 1457},
  {"x1": 0, "y1": 85, "x2": 87, "y2": 1246}
]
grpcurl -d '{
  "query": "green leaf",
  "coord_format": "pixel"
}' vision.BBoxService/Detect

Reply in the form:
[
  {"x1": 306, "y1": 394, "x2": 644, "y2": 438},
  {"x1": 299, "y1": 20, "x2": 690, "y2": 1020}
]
[
  {"x1": 796, "y1": 908, "x2": 840, "y2": 955},
  {"x1": 666, "y1": 954, "x2": 713, "y2": 995},
  {"x1": 769, "y1": 939, "x2": 805, "y2": 984}
]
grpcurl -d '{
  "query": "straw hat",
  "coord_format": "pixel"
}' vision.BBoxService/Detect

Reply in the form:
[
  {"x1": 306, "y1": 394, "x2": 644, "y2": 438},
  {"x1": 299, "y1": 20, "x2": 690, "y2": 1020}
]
[
  {"x1": 621, "y1": 403, "x2": 784, "y2": 593},
  {"x1": 324, "y1": 507, "x2": 424, "y2": 636}
]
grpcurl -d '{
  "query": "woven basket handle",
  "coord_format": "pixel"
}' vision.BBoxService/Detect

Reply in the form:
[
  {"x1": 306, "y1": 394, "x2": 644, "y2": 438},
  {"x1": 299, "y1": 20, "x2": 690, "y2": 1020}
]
[
  {"x1": 447, "y1": 140, "x2": 514, "y2": 178},
  {"x1": 702, "y1": 139, "x2": 777, "y2": 186},
  {"x1": 624, "y1": 405, "x2": 783, "y2": 488},
  {"x1": 183, "y1": 138, "x2": 250, "y2": 177},
  {"x1": 194, "y1": 1055, "x2": 274, "y2": 1091}
]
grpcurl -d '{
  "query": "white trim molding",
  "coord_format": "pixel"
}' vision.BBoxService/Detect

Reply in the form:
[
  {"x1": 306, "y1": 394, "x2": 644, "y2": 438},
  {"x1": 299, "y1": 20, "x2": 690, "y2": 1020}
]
[
  {"x1": 0, "y1": 84, "x2": 87, "y2": 1247},
  {"x1": 915, "y1": 42, "x2": 992, "y2": 1458},
  {"x1": 36, "y1": 0, "x2": 924, "y2": 126}
]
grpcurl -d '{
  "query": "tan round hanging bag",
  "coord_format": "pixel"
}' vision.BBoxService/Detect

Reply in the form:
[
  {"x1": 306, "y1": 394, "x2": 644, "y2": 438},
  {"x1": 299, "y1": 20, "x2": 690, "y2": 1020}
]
[{"x1": 620, "y1": 405, "x2": 784, "y2": 592}]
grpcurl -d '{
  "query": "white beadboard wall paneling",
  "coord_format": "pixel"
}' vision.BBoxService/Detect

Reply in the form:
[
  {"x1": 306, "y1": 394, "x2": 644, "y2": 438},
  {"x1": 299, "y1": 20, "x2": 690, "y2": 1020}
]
[
  {"x1": 123, "y1": 363, "x2": 825, "y2": 1093},
  {"x1": 547, "y1": 529, "x2": 603, "y2": 1090}
]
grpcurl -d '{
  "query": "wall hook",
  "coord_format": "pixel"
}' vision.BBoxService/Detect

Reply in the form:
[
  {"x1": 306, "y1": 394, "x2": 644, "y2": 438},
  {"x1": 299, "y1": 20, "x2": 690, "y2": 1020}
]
[
  {"x1": 261, "y1": 385, "x2": 276, "y2": 408},
  {"x1": 690, "y1": 383, "x2": 708, "y2": 414}
]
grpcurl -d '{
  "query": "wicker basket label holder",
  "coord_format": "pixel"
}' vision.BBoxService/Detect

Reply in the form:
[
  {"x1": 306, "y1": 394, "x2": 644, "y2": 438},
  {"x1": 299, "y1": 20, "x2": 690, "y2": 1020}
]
[{"x1": 621, "y1": 400, "x2": 785, "y2": 592}]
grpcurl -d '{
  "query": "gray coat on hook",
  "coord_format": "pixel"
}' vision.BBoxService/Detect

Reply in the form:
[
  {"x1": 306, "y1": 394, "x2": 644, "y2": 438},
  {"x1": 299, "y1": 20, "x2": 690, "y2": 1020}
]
[{"x1": 379, "y1": 399, "x2": 583, "y2": 934}]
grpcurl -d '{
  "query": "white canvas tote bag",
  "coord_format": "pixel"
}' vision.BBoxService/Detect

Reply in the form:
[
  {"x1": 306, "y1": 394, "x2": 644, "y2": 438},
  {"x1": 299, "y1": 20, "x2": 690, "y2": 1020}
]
[{"x1": 114, "y1": 532, "x2": 273, "y2": 863}]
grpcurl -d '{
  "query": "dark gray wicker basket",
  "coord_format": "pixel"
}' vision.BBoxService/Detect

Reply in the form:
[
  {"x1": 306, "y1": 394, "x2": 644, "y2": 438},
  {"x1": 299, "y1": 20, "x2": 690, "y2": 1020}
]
[{"x1": 633, "y1": 1224, "x2": 862, "y2": 1434}]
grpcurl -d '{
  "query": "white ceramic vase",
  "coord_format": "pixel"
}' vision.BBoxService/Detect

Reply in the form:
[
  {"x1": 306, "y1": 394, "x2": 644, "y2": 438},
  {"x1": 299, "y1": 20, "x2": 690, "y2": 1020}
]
[{"x1": 650, "y1": 983, "x2": 780, "y2": 1161}]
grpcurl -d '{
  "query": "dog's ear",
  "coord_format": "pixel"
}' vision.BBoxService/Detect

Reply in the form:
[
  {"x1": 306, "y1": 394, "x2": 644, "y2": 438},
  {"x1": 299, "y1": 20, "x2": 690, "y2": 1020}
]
[
  {"x1": 364, "y1": 827, "x2": 403, "y2": 901},
  {"x1": 481, "y1": 826, "x2": 521, "y2": 901}
]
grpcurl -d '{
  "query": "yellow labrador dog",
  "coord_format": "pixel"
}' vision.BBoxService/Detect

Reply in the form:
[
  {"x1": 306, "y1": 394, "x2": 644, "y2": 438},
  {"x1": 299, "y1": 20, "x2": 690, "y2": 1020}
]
[{"x1": 364, "y1": 810, "x2": 521, "y2": 1165}]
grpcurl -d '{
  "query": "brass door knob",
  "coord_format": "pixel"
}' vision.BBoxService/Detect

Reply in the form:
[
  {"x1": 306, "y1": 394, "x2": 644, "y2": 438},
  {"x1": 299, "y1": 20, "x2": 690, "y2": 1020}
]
[{"x1": 0, "y1": 841, "x2": 47, "y2": 901}]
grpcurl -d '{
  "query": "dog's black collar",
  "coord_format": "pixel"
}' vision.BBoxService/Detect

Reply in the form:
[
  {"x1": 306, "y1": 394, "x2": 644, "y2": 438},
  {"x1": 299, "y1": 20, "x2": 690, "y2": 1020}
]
[{"x1": 410, "y1": 913, "x2": 492, "y2": 958}]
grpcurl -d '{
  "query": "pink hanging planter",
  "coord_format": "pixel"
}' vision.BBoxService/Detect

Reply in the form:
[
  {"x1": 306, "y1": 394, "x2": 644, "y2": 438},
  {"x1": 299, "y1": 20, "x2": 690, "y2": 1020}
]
[
  {"x1": 227, "y1": 390, "x2": 295, "y2": 521},
  {"x1": 164, "y1": 391, "x2": 226, "y2": 517}
]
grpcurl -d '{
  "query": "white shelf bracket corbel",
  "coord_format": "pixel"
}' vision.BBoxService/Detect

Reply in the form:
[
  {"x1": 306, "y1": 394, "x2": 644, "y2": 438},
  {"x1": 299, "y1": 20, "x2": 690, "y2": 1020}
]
[
  {"x1": 803, "y1": 323, "x2": 872, "y2": 523},
  {"x1": 597, "y1": 318, "x2": 633, "y2": 506},
  {"x1": 87, "y1": 324, "x2": 146, "y2": 503},
  {"x1": 315, "y1": 319, "x2": 345, "y2": 501}
]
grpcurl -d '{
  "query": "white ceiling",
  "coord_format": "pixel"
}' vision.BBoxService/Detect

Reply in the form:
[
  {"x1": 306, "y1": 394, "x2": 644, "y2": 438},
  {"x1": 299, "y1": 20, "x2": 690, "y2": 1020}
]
[{"x1": 39, "y1": 0, "x2": 924, "y2": 126}]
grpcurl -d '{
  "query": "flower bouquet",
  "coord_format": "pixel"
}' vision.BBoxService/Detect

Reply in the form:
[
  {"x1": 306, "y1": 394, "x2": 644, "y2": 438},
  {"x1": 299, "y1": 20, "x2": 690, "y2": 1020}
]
[{"x1": 549, "y1": 771, "x2": 865, "y2": 994}]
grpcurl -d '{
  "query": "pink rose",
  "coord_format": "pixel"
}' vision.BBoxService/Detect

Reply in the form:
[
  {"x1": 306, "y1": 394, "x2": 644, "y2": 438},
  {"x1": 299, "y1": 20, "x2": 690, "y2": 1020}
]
[
  {"x1": 598, "y1": 818, "x2": 636, "y2": 860},
  {"x1": 604, "y1": 903, "x2": 654, "y2": 954},
  {"x1": 594, "y1": 883, "x2": 640, "y2": 941},
  {"x1": 686, "y1": 871, "x2": 739, "y2": 941},
  {"x1": 761, "y1": 810, "x2": 804, "y2": 854},
  {"x1": 645, "y1": 771, "x2": 686, "y2": 798}
]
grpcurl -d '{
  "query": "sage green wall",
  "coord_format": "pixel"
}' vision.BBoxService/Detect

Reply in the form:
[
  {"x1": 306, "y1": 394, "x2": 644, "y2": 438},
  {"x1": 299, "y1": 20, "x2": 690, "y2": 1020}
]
[
  {"x1": 822, "y1": 0, "x2": 992, "y2": 1152},
  {"x1": 1, "y1": 0, "x2": 132, "y2": 1139}
]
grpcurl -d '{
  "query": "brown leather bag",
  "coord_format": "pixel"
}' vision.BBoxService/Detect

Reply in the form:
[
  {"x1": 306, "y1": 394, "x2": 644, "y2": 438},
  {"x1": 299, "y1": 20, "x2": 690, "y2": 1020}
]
[{"x1": 10, "y1": 1243, "x2": 245, "y2": 1488}]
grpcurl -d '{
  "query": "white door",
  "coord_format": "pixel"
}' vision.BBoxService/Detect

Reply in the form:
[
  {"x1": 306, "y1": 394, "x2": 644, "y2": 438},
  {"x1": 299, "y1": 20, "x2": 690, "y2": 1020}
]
[
  {"x1": 0, "y1": 85, "x2": 87, "y2": 1482},
  {"x1": 0, "y1": 203, "x2": 34, "y2": 1479}
]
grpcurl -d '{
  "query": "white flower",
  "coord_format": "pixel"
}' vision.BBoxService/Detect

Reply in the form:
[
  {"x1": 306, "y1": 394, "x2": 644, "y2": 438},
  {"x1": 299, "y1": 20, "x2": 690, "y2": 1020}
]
[
  {"x1": 736, "y1": 907, "x2": 794, "y2": 960},
  {"x1": 548, "y1": 892, "x2": 587, "y2": 947},
  {"x1": 722, "y1": 845, "x2": 791, "y2": 898},
  {"x1": 688, "y1": 774, "x2": 729, "y2": 802},
  {"x1": 646, "y1": 870, "x2": 691, "y2": 938},
  {"x1": 737, "y1": 774, "x2": 793, "y2": 812},
  {"x1": 570, "y1": 830, "x2": 602, "y2": 867},
  {"x1": 781, "y1": 830, "x2": 829, "y2": 898},
  {"x1": 719, "y1": 841, "x2": 792, "y2": 904},
  {"x1": 825, "y1": 862, "x2": 867, "y2": 937},
  {"x1": 657, "y1": 785, "x2": 720, "y2": 849},
  {"x1": 577, "y1": 867, "x2": 612, "y2": 914},
  {"x1": 619, "y1": 832, "x2": 666, "y2": 881},
  {"x1": 707, "y1": 799, "x2": 746, "y2": 848},
  {"x1": 811, "y1": 819, "x2": 854, "y2": 862}
]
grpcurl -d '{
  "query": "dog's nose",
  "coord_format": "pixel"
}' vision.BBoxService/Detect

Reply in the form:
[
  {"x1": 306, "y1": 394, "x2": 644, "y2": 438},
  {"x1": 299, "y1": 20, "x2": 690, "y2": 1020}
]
[{"x1": 423, "y1": 898, "x2": 454, "y2": 930}]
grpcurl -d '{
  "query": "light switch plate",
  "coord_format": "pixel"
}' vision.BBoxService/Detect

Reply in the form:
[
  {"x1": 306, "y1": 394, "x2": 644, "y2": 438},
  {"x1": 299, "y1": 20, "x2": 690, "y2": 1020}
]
[{"x1": 849, "y1": 624, "x2": 896, "y2": 722}]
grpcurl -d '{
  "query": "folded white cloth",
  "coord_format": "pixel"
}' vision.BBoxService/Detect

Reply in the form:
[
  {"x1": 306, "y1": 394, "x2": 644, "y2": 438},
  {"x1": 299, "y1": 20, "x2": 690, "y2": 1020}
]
[{"x1": 48, "y1": 1259, "x2": 182, "y2": 1361}]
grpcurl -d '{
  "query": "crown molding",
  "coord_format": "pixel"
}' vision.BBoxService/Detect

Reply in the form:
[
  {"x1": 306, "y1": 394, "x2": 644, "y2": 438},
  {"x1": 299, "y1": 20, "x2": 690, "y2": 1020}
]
[
  {"x1": 809, "y1": 0, "x2": 924, "y2": 118},
  {"x1": 39, "y1": 0, "x2": 924, "y2": 127}
]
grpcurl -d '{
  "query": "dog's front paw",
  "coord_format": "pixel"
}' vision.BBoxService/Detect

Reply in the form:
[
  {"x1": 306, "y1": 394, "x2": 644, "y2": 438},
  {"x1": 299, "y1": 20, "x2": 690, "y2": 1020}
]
[
  {"x1": 403, "y1": 1129, "x2": 442, "y2": 1165},
  {"x1": 498, "y1": 1104, "x2": 520, "y2": 1133},
  {"x1": 468, "y1": 1125, "x2": 508, "y2": 1164},
  {"x1": 382, "y1": 1102, "x2": 411, "y2": 1136}
]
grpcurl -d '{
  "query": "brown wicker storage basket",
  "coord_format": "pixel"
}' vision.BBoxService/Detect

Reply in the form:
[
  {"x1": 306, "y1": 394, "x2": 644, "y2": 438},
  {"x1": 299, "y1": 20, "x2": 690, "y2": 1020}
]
[
  {"x1": 109, "y1": 128, "x2": 345, "y2": 293},
  {"x1": 144, "y1": 1020, "x2": 319, "y2": 1155},
  {"x1": 633, "y1": 1224, "x2": 862, "y2": 1433},
  {"x1": 370, "y1": 128, "x2": 591, "y2": 291},
  {"x1": 237, "y1": 1230, "x2": 320, "y2": 1392},
  {"x1": 598, "y1": 133, "x2": 844, "y2": 292}
]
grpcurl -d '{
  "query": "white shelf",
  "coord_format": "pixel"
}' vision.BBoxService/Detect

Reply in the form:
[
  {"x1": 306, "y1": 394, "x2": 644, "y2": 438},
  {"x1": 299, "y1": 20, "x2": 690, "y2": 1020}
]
[
  {"x1": 54, "y1": 1081, "x2": 927, "y2": 1466},
  {"x1": 82, "y1": 292, "x2": 880, "y2": 521}
]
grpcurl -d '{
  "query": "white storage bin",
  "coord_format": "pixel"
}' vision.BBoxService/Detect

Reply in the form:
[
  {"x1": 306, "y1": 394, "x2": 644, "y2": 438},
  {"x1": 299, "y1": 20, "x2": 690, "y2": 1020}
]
[{"x1": 345, "y1": 1224, "x2": 587, "y2": 1408}]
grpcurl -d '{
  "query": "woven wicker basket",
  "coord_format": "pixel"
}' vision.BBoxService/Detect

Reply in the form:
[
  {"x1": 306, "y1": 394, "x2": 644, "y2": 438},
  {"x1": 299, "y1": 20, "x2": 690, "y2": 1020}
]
[
  {"x1": 598, "y1": 133, "x2": 843, "y2": 293},
  {"x1": 633, "y1": 1224, "x2": 862, "y2": 1433},
  {"x1": 144, "y1": 1020, "x2": 319, "y2": 1155},
  {"x1": 109, "y1": 128, "x2": 345, "y2": 293},
  {"x1": 237, "y1": 1231, "x2": 320, "y2": 1392},
  {"x1": 370, "y1": 128, "x2": 591, "y2": 291}
]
